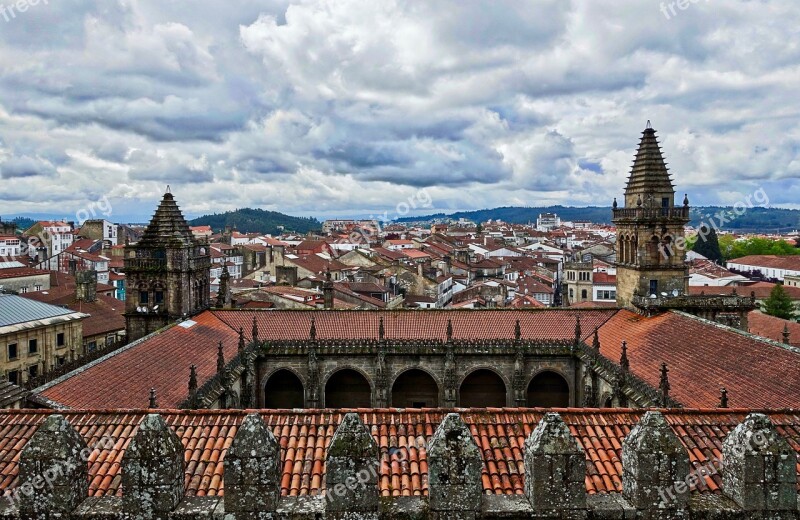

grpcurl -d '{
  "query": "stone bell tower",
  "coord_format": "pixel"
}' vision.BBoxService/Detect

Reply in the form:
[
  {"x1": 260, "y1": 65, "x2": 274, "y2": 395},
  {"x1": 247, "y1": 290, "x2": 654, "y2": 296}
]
[
  {"x1": 124, "y1": 189, "x2": 211, "y2": 341},
  {"x1": 613, "y1": 122, "x2": 690, "y2": 308}
]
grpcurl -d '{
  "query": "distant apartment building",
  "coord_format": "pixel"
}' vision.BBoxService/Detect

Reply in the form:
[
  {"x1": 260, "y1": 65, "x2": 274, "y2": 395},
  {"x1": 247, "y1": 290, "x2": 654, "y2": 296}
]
[
  {"x1": 727, "y1": 255, "x2": 800, "y2": 282},
  {"x1": 0, "y1": 235, "x2": 22, "y2": 259},
  {"x1": 24, "y1": 221, "x2": 74, "y2": 267},
  {"x1": 322, "y1": 219, "x2": 380, "y2": 233},
  {"x1": 786, "y1": 274, "x2": 800, "y2": 289},
  {"x1": 0, "y1": 268, "x2": 50, "y2": 294},
  {"x1": 536, "y1": 212, "x2": 561, "y2": 232},
  {"x1": 1, "y1": 294, "x2": 87, "y2": 385},
  {"x1": 78, "y1": 219, "x2": 118, "y2": 246}
]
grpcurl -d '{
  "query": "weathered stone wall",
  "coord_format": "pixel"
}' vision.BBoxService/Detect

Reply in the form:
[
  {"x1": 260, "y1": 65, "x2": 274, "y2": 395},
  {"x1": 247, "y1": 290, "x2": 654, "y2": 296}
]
[{"x1": 3, "y1": 411, "x2": 797, "y2": 519}]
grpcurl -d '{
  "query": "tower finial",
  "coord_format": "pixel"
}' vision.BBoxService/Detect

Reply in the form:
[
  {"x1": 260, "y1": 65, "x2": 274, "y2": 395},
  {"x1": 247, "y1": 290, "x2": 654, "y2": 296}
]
[
  {"x1": 148, "y1": 388, "x2": 158, "y2": 408},
  {"x1": 592, "y1": 327, "x2": 600, "y2": 351},
  {"x1": 310, "y1": 316, "x2": 317, "y2": 341},
  {"x1": 379, "y1": 316, "x2": 385, "y2": 341},
  {"x1": 446, "y1": 319, "x2": 453, "y2": 342},
  {"x1": 620, "y1": 341, "x2": 630, "y2": 372},
  {"x1": 514, "y1": 319, "x2": 521, "y2": 341},
  {"x1": 659, "y1": 363, "x2": 670, "y2": 406},
  {"x1": 166, "y1": 184, "x2": 171, "y2": 194},
  {"x1": 188, "y1": 364, "x2": 198, "y2": 393},
  {"x1": 217, "y1": 341, "x2": 225, "y2": 375},
  {"x1": 646, "y1": 120, "x2": 652, "y2": 130}
]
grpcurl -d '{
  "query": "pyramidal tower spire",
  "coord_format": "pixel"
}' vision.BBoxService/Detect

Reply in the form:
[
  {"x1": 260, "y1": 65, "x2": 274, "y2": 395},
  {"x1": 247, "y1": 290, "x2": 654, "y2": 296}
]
[
  {"x1": 624, "y1": 123, "x2": 676, "y2": 208},
  {"x1": 138, "y1": 190, "x2": 195, "y2": 247}
]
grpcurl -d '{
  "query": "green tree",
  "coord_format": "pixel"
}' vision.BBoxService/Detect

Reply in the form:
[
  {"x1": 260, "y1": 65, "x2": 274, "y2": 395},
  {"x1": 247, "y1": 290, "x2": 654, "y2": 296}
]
[
  {"x1": 762, "y1": 284, "x2": 797, "y2": 321},
  {"x1": 692, "y1": 225, "x2": 723, "y2": 263},
  {"x1": 476, "y1": 222, "x2": 483, "y2": 235}
]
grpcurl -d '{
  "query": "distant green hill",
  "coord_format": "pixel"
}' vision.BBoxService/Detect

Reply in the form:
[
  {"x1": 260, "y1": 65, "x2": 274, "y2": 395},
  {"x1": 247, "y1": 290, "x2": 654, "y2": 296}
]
[
  {"x1": 190, "y1": 208, "x2": 321, "y2": 235},
  {"x1": 396, "y1": 205, "x2": 800, "y2": 232}
]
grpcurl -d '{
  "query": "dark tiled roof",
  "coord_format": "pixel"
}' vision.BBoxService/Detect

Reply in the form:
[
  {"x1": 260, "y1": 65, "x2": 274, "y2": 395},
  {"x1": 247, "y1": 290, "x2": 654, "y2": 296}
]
[
  {"x1": 37, "y1": 312, "x2": 241, "y2": 409},
  {"x1": 591, "y1": 310, "x2": 800, "y2": 408},
  {"x1": 212, "y1": 309, "x2": 616, "y2": 341},
  {"x1": 748, "y1": 311, "x2": 800, "y2": 347},
  {"x1": 0, "y1": 409, "x2": 797, "y2": 498}
]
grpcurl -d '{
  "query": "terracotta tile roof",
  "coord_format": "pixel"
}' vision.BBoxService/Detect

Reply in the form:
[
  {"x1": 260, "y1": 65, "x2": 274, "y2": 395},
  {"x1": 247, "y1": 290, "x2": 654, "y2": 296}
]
[
  {"x1": 592, "y1": 272, "x2": 616, "y2": 285},
  {"x1": 592, "y1": 310, "x2": 800, "y2": 408},
  {"x1": 728, "y1": 255, "x2": 800, "y2": 271},
  {"x1": 22, "y1": 292, "x2": 125, "y2": 338},
  {"x1": 0, "y1": 267, "x2": 46, "y2": 280},
  {"x1": 37, "y1": 312, "x2": 242, "y2": 409},
  {"x1": 0, "y1": 409, "x2": 797, "y2": 498},
  {"x1": 211, "y1": 309, "x2": 616, "y2": 341},
  {"x1": 747, "y1": 311, "x2": 800, "y2": 347},
  {"x1": 688, "y1": 282, "x2": 800, "y2": 300}
]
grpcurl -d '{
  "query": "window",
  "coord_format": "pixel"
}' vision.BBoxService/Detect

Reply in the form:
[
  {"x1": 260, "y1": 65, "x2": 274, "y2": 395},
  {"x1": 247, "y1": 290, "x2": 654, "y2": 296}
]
[
  {"x1": 7, "y1": 343, "x2": 18, "y2": 361},
  {"x1": 28, "y1": 339, "x2": 38, "y2": 355},
  {"x1": 20, "y1": 287, "x2": 27, "y2": 294},
  {"x1": 154, "y1": 291, "x2": 164, "y2": 304},
  {"x1": 649, "y1": 280, "x2": 658, "y2": 296},
  {"x1": 28, "y1": 364, "x2": 38, "y2": 379},
  {"x1": 88, "y1": 341, "x2": 97, "y2": 353},
  {"x1": 34, "y1": 284, "x2": 42, "y2": 291},
  {"x1": 57, "y1": 356, "x2": 66, "y2": 366},
  {"x1": 139, "y1": 291, "x2": 149, "y2": 305},
  {"x1": 7, "y1": 370, "x2": 19, "y2": 385},
  {"x1": 581, "y1": 289, "x2": 588, "y2": 299},
  {"x1": 57, "y1": 333, "x2": 65, "y2": 347}
]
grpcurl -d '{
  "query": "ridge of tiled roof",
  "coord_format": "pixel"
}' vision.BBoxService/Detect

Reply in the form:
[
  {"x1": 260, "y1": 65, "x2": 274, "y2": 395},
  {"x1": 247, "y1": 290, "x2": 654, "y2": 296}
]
[
  {"x1": 0, "y1": 408, "x2": 797, "y2": 498},
  {"x1": 211, "y1": 309, "x2": 617, "y2": 341}
]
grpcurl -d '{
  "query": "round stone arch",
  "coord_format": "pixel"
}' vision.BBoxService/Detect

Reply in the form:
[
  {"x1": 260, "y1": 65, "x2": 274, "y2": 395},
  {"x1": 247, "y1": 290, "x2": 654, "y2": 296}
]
[
  {"x1": 390, "y1": 366, "x2": 442, "y2": 408},
  {"x1": 526, "y1": 368, "x2": 572, "y2": 408},
  {"x1": 322, "y1": 366, "x2": 374, "y2": 408},
  {"x1": 599, "y1": 392, "x2": 613, "y2": 408},
  {"x1": 458, "y1": 366, "x2": 510, "y2": 407},
  {"x1": 262, "y1": 367, "x2": 306, "y2": 409}
]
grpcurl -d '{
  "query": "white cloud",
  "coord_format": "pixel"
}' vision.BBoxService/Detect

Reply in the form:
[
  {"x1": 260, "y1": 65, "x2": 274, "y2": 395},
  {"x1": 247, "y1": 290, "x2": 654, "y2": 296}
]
[{"x1": 0, "y1": 0, "x2": 798, "y2": 219}]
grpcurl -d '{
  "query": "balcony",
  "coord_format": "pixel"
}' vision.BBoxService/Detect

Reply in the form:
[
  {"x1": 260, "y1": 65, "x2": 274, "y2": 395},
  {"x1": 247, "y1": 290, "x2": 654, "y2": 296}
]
[
  {"x1": 612, "y1": 206, "x2": 690, "y2": 221},
  {"x1": 124, "y1": 258, "x2": 167, "y2": 271}
]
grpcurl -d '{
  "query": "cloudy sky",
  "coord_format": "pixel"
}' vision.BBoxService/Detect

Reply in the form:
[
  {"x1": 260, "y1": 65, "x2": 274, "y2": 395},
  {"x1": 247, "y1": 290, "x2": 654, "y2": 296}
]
[{"x1": 1, "y1": 0, "x2": 799, "y2": 222}]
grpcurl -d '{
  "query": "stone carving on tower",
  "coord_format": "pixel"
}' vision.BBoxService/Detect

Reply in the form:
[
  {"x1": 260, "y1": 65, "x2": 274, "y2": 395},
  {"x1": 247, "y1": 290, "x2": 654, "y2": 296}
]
[{"x1": 124, "y1": 189, "x2": 211, "y2": 342}]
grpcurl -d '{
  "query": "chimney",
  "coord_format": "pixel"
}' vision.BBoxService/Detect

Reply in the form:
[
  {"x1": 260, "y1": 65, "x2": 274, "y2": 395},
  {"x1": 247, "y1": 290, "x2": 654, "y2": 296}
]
[
  {"x1": 323, "y1": 268, "x2": 334, "y2": 309},
  {"x1": 75, "y1": 270, "x2": 97, "y2": 302}
]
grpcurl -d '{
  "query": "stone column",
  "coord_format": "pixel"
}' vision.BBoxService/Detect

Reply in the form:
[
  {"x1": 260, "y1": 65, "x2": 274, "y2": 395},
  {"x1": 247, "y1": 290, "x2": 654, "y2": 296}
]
[
  {"x1": 622, "y1": 411, "x2": 689, "y2": 516},
  {"x1": 18, "y1": 414, "x2": 88, "y2": 517},
  {"x1": 722, "y1": 413, "x2": 797, "y2": 513},
  {"x1": 325, "y1": 413, "x2": 379, "y2": 519},
  {"x1": 122, "y1": 413, "x2": 185, "y2": 518},
  {"x1": 224, "y1": 413, "x2": 280, "y2": 516},
  {"x1": 427, "y1": 413, "x2": 483, "y2": 519},
  {"x1": 524, "y1": 412, "x2": 586, "y2": 517}
]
